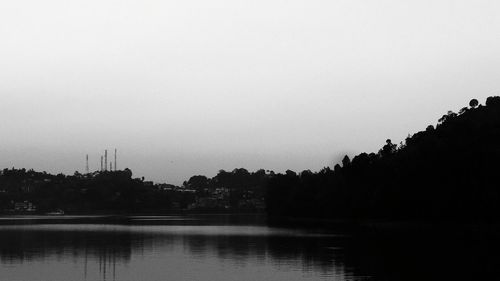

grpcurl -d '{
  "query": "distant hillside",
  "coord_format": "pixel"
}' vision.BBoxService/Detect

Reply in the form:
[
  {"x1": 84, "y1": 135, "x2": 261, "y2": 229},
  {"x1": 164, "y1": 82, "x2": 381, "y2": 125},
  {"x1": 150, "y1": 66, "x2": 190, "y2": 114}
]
[
  {"x1": 0, "y1": 167, "x2": 268, "y2": 214},
  {"x1": 266, "y1": 96, "x2": 500, "y2": 221},
  {"x1": 0, "y1": 168, "x2": 194, "y2": 213}
]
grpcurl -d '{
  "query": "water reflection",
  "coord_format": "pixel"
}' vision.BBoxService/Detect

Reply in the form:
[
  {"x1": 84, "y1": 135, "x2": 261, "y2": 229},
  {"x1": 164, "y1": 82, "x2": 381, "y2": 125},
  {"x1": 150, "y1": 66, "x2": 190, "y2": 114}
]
[{"x1": 0, "y1": 216, "x2": 499, "y2": 281}]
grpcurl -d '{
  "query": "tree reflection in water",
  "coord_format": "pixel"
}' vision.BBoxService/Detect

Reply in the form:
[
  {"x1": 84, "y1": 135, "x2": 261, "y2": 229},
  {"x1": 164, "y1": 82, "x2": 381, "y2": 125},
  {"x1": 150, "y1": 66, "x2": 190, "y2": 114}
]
[{"x1": 0, "y1": 217, "x2": 499, "y2": 281}]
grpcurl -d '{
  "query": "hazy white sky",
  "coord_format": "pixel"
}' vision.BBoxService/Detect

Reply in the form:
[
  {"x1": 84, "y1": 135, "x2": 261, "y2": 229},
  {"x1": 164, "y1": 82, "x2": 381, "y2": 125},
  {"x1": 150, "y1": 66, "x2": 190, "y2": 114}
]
[{"x1": 1, "y1": 0, "x2": 499, "y2": 184}]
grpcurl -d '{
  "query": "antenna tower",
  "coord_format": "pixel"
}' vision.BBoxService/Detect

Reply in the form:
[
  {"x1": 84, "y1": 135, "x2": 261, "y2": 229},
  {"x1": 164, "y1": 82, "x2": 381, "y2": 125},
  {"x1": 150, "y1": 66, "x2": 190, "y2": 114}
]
[{"x1": 86, "y1": 154, "x2": 89, "y2": 174}]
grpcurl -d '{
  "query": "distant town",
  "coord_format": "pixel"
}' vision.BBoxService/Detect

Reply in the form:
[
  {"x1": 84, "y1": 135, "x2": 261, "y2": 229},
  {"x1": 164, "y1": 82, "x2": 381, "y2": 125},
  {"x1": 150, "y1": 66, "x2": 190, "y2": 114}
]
[{"x1": 0, "y1": 167, "x2": 267, "y2": 214}]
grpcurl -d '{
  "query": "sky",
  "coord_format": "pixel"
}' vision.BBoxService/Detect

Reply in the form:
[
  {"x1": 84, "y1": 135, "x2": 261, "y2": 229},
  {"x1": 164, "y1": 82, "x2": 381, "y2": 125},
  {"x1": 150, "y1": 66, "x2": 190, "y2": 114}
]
[{"x1": 1, "y1": 0, "x2": 500, "y2": 184}]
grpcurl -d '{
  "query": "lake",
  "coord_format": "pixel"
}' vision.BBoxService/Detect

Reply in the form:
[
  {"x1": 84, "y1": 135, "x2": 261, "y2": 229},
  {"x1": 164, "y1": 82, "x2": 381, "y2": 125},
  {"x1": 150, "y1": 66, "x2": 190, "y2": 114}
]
[{"x1": 0, "y1": 215, "x2": 498, "y2": 281}]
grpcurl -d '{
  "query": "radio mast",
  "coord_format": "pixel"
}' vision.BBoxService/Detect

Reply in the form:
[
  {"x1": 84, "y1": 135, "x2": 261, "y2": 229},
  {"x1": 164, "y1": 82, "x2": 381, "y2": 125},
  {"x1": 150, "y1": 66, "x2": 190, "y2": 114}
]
[{"x1": 86, "y1": 154, "x2": 89, "y2": 174}]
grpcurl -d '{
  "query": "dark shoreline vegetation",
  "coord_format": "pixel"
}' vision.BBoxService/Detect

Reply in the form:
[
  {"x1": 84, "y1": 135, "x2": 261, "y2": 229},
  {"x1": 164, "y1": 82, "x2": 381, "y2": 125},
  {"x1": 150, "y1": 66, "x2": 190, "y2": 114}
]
[
  {"x1": 267, "y1": 96, "x2": 500, "y2": 222},
  {"x1": 1, "y1": 96, "x2": 500, "y2": 223}
]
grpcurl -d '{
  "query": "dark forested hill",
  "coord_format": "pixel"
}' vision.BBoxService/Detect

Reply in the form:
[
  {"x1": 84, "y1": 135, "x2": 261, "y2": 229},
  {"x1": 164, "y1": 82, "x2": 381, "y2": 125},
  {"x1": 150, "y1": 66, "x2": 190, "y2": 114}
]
[{"x1": 266, "y1": 96, "x2": 500, "y2": 221}]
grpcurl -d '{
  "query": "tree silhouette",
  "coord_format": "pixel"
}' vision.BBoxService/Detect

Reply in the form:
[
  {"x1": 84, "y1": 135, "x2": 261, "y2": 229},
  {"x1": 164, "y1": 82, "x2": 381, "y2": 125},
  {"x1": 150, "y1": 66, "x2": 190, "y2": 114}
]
[
  {"x1": 342, "y1": 155, "x2": 351, "y2": 167},
  {"x1": 486, "y1": 96, "x2": 500, "y2": 106},
  {"x1": 469, "y1": 98, "x2": 479, "y2": 108},
  {"x1": 380, "y1": 139, "x2": 397, "y2": 157}
]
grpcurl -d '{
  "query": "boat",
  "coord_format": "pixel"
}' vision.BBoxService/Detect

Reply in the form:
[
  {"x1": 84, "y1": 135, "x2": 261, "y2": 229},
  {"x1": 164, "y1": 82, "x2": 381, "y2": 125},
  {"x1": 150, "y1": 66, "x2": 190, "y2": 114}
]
[{"x1": 45, "y1": 209, "x2": 65, "y2": 215}]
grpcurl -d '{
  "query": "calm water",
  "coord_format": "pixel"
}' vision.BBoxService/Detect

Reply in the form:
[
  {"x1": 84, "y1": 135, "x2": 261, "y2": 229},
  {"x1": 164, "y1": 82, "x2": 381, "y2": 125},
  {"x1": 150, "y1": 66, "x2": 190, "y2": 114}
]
[{"x1": 0, "y1": 215, "x2": 498, "y2": 281}]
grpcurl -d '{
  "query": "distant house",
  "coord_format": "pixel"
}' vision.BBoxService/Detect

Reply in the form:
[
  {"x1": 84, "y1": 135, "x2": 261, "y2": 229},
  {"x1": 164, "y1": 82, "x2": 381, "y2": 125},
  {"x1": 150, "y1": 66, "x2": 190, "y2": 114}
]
[
  {"x1": 143, "y1": 181, "x2": 154, "y2": 187},
  {"x1": 213, "y1": 187, "x2": 230, "y2": 200},
  {"x1": 14, "y1": 201, "x2": 37, "y2": 212},
  {"x1": 158, "y1": 184, "x2": 176, "y2": 191}
]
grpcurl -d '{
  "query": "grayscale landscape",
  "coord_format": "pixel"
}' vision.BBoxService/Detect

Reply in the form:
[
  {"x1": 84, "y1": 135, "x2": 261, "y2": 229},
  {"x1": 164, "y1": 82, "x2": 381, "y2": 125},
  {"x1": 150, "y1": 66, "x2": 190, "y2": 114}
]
[{"x1": 1, "y1": 1, "x2": 500, "y2": 280}]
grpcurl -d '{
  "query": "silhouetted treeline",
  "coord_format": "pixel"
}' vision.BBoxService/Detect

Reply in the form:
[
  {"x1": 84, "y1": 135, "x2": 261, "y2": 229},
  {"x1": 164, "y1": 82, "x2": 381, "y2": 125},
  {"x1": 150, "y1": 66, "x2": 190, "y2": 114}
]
[
  {"x1": 183, "y1": 168, "x2": 270, "y2": 210},
  {"x1": 4, "y1": 96, "x2": 500, "y2": 219},
  {"x1": 0, "y1": 168, "x2": 194, "y2": 213},
  {"x1": 266, "y1": 96, "x2": 500, "y2": 221}
]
